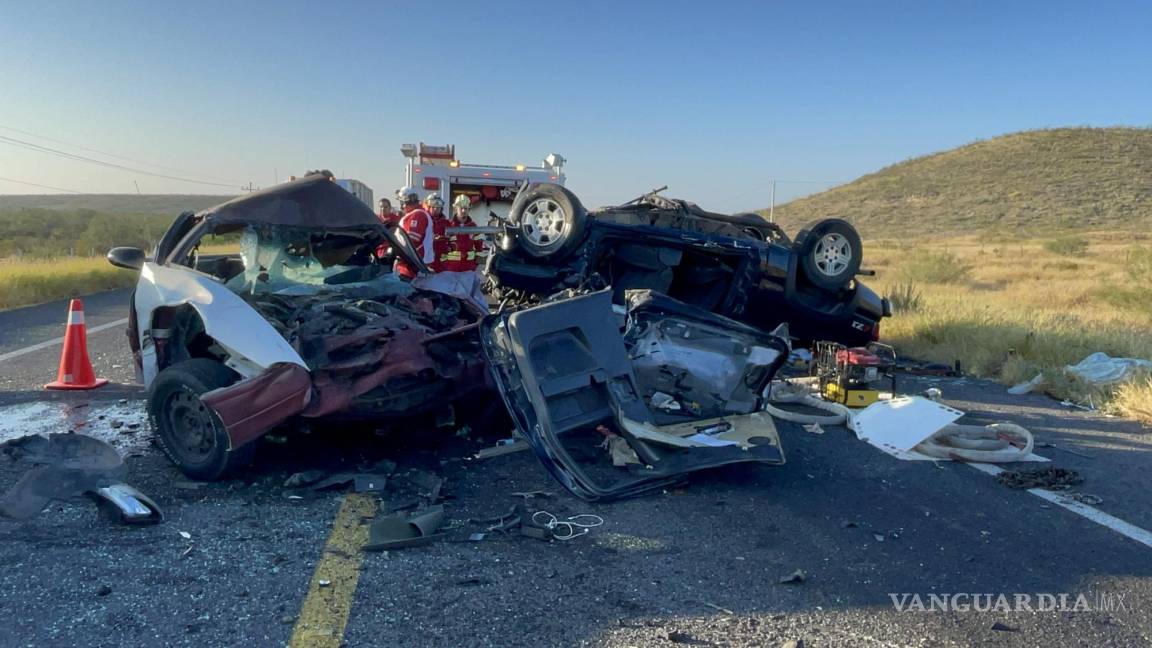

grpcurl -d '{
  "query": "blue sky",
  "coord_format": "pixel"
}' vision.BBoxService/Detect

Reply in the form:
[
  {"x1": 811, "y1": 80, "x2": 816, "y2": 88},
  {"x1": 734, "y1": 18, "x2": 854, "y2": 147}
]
[{"x1": 1, "y1": 1, "x2": 1149, "y2": 211}]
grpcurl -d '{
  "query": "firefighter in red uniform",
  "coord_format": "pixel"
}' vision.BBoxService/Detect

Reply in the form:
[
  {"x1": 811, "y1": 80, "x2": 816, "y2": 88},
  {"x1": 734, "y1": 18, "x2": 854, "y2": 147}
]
[
  {"x1": 393, "y1": 187, "x2": 447, "y2": 279},
  {"x1": 440, "y1": 194, "x2": 484, "y2": 273}
]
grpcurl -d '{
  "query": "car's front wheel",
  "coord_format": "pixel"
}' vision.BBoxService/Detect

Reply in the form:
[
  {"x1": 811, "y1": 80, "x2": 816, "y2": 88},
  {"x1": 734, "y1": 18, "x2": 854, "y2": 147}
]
[
  {"x1": 148, "y1": 359, "x2": 255, "y2": 480},
  {"x1": 795, "y1": 218, "x2": 862, "y2": 290},
  {"x1": 509, "y1": 184, "x2": 587, "y2": 259}
]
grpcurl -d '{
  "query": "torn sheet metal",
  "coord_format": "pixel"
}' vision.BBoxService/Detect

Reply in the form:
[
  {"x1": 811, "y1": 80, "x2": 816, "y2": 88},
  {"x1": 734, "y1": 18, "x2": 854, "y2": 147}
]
[{"x1": 624, "y1": 290, "x2": 789, "y2": 419}]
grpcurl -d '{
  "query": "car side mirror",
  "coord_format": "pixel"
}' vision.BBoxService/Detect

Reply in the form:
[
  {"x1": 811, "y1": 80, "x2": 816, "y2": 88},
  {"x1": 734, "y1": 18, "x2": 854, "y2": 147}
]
[{"x1": 107, "y1": 247, "x2": 146, "y2": 271}]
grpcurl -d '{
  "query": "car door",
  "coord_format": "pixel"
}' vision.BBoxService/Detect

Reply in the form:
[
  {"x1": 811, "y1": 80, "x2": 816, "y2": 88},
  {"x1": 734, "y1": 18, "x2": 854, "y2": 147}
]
[{"x1": 480, "y1": 290, "x2": 788, "y2": 501}]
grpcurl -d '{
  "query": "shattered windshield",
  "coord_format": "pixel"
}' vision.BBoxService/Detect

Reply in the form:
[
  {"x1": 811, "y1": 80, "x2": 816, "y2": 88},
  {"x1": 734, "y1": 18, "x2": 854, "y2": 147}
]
[{"x1": 222, "y1": 225, "x2": 392, "y2": 295}]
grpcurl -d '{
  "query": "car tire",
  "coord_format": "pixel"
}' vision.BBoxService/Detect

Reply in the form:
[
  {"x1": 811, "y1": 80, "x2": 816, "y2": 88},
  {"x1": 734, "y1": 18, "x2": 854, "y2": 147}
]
[
  {"x1": 795, "y1": 218, "x2": 862, "y2": 290},
  {"x1": 509, "y1": 184, "x2": 587, "y2": 259},
  {"x1": 148, "y1": 358, "x2": 255, "y2": 481}
]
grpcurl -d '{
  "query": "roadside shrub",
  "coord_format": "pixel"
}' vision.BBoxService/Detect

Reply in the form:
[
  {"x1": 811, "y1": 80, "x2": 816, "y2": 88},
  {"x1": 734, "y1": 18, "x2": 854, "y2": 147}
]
[
  {"x1": 1043, "y1": 235, "x2": 1089, "y2": 256},
  {"x1": 884, "y1": 281, "x2": 923, "y2": 313},
  {"x1": 899, "y1": 250, "x2": 972, "y2": 284},
  {"x1": 1123, "y1": 245, "x2": 1152, "y2": 281},
  {"x1": 1042, "y1": 260, "x2": 1080, "y2": 271},
  {"x1": 1097, "y1": 286, "x2": 1152, "y2": 317}
]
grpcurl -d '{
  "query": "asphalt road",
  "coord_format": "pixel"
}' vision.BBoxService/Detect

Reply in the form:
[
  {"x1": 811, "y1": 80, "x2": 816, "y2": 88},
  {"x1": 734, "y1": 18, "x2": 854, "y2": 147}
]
[{"x1": 0, "y1": 291, "x2": 1150, "y2": 647}]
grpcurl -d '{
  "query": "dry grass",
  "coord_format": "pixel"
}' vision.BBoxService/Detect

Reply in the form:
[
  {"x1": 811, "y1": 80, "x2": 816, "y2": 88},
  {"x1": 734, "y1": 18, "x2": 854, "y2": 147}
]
[
  {"x1": 869, "y1": 231, "x2": 1152, "y2": 426},
  {"x1": 1113, "y1": 377, "x2": 1152, "y2": 425},
  {"x1": 0, "y1": 256, "x2": 135, "y2": 310},
  {"x1": 0, "y1": 242, "x2": 244, "y2": 311}
]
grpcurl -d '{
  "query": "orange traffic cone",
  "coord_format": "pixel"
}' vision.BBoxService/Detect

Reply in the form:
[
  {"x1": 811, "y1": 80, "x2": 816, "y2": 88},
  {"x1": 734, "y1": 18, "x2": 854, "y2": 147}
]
[{"x1": 45, "y1": 299, "x2": 109, "y2": 390}]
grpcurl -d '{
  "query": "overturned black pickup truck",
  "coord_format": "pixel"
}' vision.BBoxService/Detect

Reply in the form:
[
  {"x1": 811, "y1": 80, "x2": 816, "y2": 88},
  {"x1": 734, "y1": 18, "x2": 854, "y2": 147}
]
[
  {"x1": 107, "y1": 175, "x2": 878, "y2": 500},
  {"x1": 486, "y1": 184, "x2": 891, "y2": 347}
]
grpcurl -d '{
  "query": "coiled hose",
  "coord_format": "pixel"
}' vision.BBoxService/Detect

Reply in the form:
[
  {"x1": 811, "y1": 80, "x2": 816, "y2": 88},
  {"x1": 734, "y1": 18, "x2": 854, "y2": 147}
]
[
  {"x1": 913, "y1": 423, "x2": 1034, "y2": 462},
  {"x1": 763, "y1": 380, "x2": 852, "y2": 426}
]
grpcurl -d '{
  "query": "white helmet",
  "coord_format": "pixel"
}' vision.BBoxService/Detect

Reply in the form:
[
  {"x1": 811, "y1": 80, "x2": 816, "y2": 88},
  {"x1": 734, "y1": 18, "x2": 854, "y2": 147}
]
[
  {"x1": 423, "y1": 193, "x2": 444, "y2": 210},
  {"x1": 396, "y1": 186, "x2": 419, "y2": 205},
  {"x1": 452, "y1": 194, "x2": 471, "y2": 210}
]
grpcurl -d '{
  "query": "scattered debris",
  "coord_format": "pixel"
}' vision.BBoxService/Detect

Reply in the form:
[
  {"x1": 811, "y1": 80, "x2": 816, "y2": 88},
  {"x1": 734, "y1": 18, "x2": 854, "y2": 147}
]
[
  {"x1": 997, "y1": 467, "x2": 1083, "y2": 491},
  {"x1": 1034, "y1": 442, "x2": 1092, "y2": 459},
  {"x1": 802, "y1": 423, "x2": 825, "y2": 435},
  {"x1": 96, "y1": 585, "x2": 112, "y2": 597},
  {"x1": 650, "y1": 391, "x2": 683, "y2": 411},
  {"x1": 1007, "y1": 374, "x2": 1044, "y2": 395},
  {"x1": 364, "y1": 505, "x2": 445, "y2": 552},
  {"x1": 990, "y1": 621, "x2": 1018, "y2": 632},
  {"x1": 872, "y1": 534, "x2": 885, "y2": 543},
  {"x1": 473, "y1": 439, "x2": 530, "y2": 460},
  {"x1": 510, "y1": 491, "x2": 554, "y2": 500},
  {"x1": 0, "y1": 433, "x2": 159, "y2": 524},
  {"x1": 284, "y1": 470, "x2": 328, "y2": 488},
  {"x1": 922, "y1": 387, "x2": 943, "y2": 401},
  {"x1": 178, "y1": 531, "x2": 192, "y2": 540},
  {"x1": 530, "y1": 510, "x2": 604, "y2": 540},
  {"x1": 318, "y1": 579, "x2": 331, "y2": 587},
  {"x1": 90, "y1": 483, "x2": 163, "y2": 525},
  {"x1": 310, "y1": 473, "x2": 389, "y2": 493},
  {"x1": 455, "y1": 577, "x2": 491, "y2": 587},
  {"x1": 778, "y1": 569, "x2": 807, "y2": 585},
  {"x1": 703, "y1": 602, "x2": 735, "y2": 615},
  {"x1": 1066, "y1": 492, "x2": 1104, "y2": 506},
  {"x1": 1059, "y1": 399, "x2": 1095, "y2": 412},
  {"x1": 840, "y1": 520, "x2": 858, "y2": 529},
  {"x1": 598, "y1": 425, "x2": 641, "y2": 466}
]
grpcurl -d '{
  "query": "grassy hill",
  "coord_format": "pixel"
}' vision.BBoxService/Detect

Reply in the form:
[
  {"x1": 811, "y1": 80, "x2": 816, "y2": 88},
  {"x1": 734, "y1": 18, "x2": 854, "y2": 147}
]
[
  {"x1": 0, "y1": 193, "x2": 235, "y2": 216},
  {"x1": 765, "y1": 127, "x2": 1152, "y2": 236}
]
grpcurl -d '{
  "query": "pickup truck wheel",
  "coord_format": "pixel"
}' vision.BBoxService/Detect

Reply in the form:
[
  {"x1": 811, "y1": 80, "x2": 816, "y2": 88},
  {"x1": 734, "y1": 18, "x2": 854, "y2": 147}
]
[
  {"x1": 148, "y1": 359, "x2": 254, "y2": 481},
  {"x1": 796, "y1": 219, "x2": 862, "y2": 290},
  {"x1": 510, "y1": 184, "x2": 587, "y2": 259}
]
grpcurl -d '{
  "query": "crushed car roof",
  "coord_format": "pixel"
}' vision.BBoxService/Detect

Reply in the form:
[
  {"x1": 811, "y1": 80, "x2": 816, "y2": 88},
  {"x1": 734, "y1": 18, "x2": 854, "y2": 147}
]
[{"x1": 197, "y1": 174, "x2": 385, "y2": 231}]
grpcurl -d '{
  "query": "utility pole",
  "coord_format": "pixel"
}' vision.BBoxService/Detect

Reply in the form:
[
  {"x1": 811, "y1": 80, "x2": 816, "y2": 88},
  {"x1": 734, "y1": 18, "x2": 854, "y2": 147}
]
[
  {"x1": 769, "y1": 179, "x2": 776, "y2": 223},
  {"x1": 134, "y1": 180, "x2": 141, "y2": 195},
  {"x1": 242, "y1": 182, "x2": 256, "y2": 193}
]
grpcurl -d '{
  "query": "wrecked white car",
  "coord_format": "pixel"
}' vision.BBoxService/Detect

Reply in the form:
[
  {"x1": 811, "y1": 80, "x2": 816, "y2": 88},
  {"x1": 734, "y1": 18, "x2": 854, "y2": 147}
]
[{"x1": 107, "y1": 175, "x2": 488, "y2": 479}]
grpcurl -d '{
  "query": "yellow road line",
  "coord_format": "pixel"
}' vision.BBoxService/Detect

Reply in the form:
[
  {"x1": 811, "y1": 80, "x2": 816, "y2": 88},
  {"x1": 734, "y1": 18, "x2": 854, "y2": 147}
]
[{"x1": 289, "y1": 493, "x2": 379, "y2": 648}]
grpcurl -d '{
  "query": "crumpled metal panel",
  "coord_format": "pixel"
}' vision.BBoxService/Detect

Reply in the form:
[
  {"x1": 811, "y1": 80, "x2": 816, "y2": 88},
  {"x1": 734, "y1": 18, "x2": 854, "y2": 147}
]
[{"x1": 201, "y1": 362, "x2": 313, "y2": 449}]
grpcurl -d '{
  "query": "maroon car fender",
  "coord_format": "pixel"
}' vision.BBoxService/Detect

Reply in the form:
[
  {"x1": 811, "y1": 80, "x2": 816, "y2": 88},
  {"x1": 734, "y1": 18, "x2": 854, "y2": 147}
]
[{"x1": 201, "y1": 363, "x2": 313, "y2": 449}]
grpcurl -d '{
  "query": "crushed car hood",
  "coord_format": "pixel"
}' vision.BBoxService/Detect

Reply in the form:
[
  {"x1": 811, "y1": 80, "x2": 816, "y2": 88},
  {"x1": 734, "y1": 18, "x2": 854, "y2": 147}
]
[
  {"x1": 202, "y1": 284, "x2": 488, "y2": 448},
  {"x1": 480, "y1": 289, "x2": 791, "y2": 501}
]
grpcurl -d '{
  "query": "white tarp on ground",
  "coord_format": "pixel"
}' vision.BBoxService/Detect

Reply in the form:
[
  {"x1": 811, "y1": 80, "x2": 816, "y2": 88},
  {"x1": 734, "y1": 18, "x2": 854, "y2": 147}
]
[{"x1": 1064, "y1": 352, "x2": 1152, "y2": 387}]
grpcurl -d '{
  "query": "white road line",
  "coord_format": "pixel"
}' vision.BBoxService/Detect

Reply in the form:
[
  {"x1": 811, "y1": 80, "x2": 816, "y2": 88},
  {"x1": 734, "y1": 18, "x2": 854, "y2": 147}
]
[
  {"x1": 969, "y1": 462, "x2": 1152, "y2": 550},
  {"x1": 0, "y1": 318, "x2": 128, "y2": 364}
]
